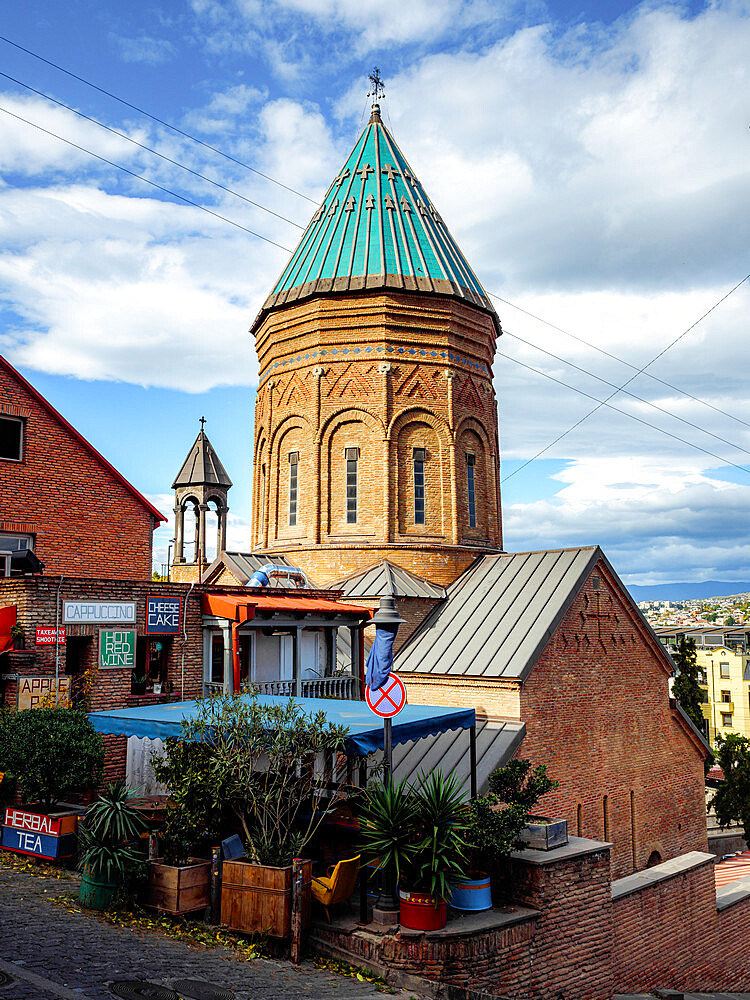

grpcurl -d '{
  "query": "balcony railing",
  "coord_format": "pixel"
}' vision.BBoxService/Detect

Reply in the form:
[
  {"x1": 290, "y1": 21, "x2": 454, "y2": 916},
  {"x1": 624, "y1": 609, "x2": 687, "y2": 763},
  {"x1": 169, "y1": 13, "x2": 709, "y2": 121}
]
[{"x1": 203, "y1": 675, "x2": 359, "y2": 700}]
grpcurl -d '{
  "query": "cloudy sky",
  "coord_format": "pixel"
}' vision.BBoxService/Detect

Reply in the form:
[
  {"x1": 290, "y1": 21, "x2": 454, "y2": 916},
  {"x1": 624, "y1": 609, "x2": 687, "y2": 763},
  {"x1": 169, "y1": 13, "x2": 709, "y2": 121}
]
[{"x1": 1, "y1": 0, "x2": 748, "y2": 586}]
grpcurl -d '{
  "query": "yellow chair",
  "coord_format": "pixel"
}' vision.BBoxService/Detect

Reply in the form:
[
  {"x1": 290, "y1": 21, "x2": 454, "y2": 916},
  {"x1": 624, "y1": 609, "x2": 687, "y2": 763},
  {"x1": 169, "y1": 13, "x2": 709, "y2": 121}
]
[{"x1": 311, "y1": 854, "x2": 360, "y2": 923}]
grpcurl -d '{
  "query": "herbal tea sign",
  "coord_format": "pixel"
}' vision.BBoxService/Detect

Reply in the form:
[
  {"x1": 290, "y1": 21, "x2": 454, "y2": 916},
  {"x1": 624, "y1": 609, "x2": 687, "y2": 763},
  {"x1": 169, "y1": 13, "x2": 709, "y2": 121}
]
[{"x1": 99, "y1": 629, "x2": 137, "y2": 669}]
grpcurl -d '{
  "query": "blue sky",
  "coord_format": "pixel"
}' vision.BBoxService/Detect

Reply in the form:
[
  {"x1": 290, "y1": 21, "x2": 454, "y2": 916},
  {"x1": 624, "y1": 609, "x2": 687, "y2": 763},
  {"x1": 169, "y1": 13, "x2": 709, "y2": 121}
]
[{"x1": 1, "y1": 0, "x2": 749, "y2": 584}]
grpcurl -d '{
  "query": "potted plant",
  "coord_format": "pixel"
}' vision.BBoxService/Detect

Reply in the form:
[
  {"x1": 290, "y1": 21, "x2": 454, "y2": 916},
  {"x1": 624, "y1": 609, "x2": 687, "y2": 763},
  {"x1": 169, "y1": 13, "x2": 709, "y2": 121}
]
[
  {"x1": 0, "y1": 707, "x2": 103, "y2": 861},
  {"x1": 9, "y1": 624, "x2": 25, "y2": 650},
  {"x1": 177, "y1": 694, "x2": 353, "y2": 939},
  {"x1": 360, "y1": 771, "x2": 469, "y2": 931},
  {"x1": 78, "y1": 781, "x2": 146, "y2": 910},
  {"x1": 148, "y1": 740, "x2": 217, "y2": 915},
  {"x1": 459, "y1": 759, "x2": 558, "y2": 908}
]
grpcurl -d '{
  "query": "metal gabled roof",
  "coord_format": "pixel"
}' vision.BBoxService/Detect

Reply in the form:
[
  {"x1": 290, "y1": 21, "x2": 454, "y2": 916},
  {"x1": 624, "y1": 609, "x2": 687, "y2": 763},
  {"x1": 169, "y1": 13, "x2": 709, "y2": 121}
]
[
  {"x1": 172, "y1": 431, "x2": 232, "y2": 490},
  {"x1": 334, "y1": 559, "x2": 446, "y2": 600},
  {"x1": 203, "y1": 552, "x2": 292, "y2": 586},
  {"x1": 372, "y1": 718, "x2": 526, "y2": 796},
  {"x1": 255, "y1": 104, "x2": 499, "y2": 332},
  {"x1": 396, "y1": 547, "x2": 601, "y2": 681}
]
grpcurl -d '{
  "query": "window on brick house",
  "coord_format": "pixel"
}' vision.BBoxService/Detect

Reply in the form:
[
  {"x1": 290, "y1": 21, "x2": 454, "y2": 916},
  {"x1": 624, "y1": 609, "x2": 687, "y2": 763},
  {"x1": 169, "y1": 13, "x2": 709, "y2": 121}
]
[
  {"x1": 288, "y1": 452, "x2": 299, "y2": 527},
  {"x1": 602, "y1": 795, "x2": 609, "y2": 841},
  {"x1": 0, "y1": 416, "x2": 23, "y2": 461},
  {"x1": 721, "y1": 689, "x2": 732, "y2": 702},
  {"x1": 466, "y1": 454, "x2": 476, "y2": 528},
  {"x1": 413, "y1": 448, "x2": 426, "y2": 525},
  {"x1": 345, "y1": 448, "x2": 358, "y2": 524},
  {"x1": 720, "y1": 661, "x2": 731, "y2": 678},
  {"x1": 131, "y1": 638, "x2": 171, "y2": 695},
  {"x1": 722, "y1": 712, "x2": 733, "y2": 728}
]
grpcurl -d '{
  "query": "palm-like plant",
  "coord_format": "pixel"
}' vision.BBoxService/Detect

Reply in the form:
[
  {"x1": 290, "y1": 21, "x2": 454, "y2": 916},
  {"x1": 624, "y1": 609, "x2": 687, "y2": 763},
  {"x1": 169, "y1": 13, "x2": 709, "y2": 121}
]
[
  {"x1": 359, "y1": 777, "x2": 418, "y2": 884},
  {"x1": 411, "y1": 770, "x2": 470, "y2": 901},
  {"x1": 78, "y1": 781, "x2": 146, "y2": 884},
  {"x1": 359, "y1": 771, "x2": 469, "y2": 901}
]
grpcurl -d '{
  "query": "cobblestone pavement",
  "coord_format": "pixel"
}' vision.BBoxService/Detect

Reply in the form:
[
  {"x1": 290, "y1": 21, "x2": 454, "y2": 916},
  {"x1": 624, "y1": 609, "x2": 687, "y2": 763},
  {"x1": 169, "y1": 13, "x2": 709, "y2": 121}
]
[{"x1": 0, "y1": 863, "x2": 416, "y2": 1000}]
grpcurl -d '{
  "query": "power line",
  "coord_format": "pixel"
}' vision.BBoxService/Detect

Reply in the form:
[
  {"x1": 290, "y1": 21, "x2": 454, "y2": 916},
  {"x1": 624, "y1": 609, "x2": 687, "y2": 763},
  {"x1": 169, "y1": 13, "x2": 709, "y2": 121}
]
[
  {"x1": 0, "y1": 70, "x2": 306, "y2": 232},
  {"x1": 502, "y1": 326, "x2": 750, "y2": 460},
  {"x1": 0, "y1": 33, "x2": 318, "y2": 205},
  {"x1": 489, "y1": 288, "x2": 750, "y2": 432},
  {"x1": 499, "y1": 350, "x2": 750, "y2": 480},
  {"x1": 0, "y1": 104, "x2": 294, "y2": 253},
  {"x1": 501, "y1": 274, "x2": 750, "y2": 483}
]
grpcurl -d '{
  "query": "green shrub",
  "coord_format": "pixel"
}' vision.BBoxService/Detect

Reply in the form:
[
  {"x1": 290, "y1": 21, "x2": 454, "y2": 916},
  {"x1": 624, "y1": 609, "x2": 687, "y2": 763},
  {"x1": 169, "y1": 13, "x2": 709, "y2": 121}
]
[
  {"x1": 2, "y1": 707, "x2": 103, "y2": 808},
  {"x1": 466, "y1": 759, "x2": 558, "y2": 873},
  {"x1": 151, "y1": 740, "x2": 221, "y2": 865}
]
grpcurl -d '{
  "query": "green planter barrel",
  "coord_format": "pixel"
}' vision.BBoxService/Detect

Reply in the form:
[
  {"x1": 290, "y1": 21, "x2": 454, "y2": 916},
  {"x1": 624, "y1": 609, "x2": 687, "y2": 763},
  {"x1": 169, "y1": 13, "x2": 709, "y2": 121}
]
[{"x1": 78, "y1": 871, "x2": 117, "y2": 910}]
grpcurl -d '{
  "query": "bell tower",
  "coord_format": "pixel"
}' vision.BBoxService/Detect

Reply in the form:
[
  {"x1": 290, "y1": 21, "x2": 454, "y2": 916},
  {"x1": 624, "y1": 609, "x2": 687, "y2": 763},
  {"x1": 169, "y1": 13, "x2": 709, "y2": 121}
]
[
  {"x1": 171, "y1": 418, "x2": 232, "y2": 583},
  {"x1": 250, "y1": 85, "x2": 502, "y2": 587}
]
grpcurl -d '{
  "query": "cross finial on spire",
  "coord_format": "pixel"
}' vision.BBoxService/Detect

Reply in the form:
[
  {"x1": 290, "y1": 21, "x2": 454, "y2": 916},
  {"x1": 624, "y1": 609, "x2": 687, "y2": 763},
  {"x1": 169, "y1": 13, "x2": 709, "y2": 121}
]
[
  {"x1": 368, "y1": 67, "x2": 385, "y2": 102},
  {"x1": 199, "y1": 416, "x2": 206, "y2": 431},
  {"x1": 367, "y1": 67, "x2": 385, "y2": 124}
]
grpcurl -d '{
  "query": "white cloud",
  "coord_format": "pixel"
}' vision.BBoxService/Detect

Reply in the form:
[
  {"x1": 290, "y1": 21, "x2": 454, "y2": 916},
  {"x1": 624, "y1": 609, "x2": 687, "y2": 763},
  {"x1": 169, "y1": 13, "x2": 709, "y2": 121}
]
[
  {"x1": 115, "y1": 36, "x2": 176, "y2": 64},
  {"x1": 183, "y1": 85, "x2": 268, "y2": 134}
]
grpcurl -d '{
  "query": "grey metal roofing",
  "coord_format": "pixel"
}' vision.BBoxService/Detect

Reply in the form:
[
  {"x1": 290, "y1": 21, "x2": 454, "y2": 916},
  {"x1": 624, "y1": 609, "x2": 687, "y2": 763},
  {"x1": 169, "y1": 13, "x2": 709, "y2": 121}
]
[
  {"x1": 204, "y1": 552, "x2": 291, "y2": 586},
  {"x1": 173, "y1": 431, "x2": 233, "y2": 489},
  {"x1": 335, "y1": 560, "x2": 446, "y2": 600},
  {"x1": 396, "y1": 547, "x2": 601, "y2": 681},
  {"x1": 375, "y1": 718, "x2": 525, "y2": 796}
]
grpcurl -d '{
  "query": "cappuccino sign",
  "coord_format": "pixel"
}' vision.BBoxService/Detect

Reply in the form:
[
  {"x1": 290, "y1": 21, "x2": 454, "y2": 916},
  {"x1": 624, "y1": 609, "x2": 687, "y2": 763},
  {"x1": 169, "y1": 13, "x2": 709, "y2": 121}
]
[{"x1": 63, "y1": 600, "x2": 136, "y2": 625}]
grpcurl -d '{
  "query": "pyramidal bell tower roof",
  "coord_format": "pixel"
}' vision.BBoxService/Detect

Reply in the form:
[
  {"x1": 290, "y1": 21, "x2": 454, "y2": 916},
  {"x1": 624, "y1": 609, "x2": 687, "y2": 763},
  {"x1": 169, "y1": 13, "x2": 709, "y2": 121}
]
[
  {"x1": 254, "y1": 103, "x2": 499, "y2": 333},
  {"x1": 172, "y1": 429, "x2": 232, "y2": 489}
]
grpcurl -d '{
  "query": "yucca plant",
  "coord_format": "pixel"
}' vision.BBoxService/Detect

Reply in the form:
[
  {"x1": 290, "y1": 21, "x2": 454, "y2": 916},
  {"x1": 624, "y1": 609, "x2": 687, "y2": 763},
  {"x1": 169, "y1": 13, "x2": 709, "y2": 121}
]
[
  {"x1": 359, "y1": 777, "x2": 418, "y2": 884},
  {"x1": 359, "y1": 771, "x2": 469, "y2": 901},
  {"x1": 411, "y1": 770, "x2": 470, "y2": 901},
  {"x1": 78, "y1": 781, "x2": 146, "y2": 883}
]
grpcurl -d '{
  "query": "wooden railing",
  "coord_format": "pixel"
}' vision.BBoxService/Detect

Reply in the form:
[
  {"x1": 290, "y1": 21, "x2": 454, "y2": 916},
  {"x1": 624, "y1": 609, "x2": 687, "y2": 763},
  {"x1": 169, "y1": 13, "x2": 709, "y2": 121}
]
[{"x1": 203, "y1": 675, "x2": 359, "y2": 700}]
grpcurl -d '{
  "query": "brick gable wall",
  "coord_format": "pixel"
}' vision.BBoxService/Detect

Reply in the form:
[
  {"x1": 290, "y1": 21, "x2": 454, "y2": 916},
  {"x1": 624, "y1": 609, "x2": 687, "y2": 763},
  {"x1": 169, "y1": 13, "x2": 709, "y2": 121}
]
[
  {"x1": 519, "y1": 558, "x2": 708, "y2": 878},
  {"x1": 0, "y1": 365, "x2": 155, "y2": 579}
]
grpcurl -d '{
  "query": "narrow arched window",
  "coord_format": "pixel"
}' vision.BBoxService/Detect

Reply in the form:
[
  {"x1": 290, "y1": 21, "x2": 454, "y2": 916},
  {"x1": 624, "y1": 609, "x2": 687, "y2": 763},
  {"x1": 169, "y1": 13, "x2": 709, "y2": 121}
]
[
  {"x1": 260, "y1": 463, "x2": 266, "y2": 534},
  {"x1": 288, "y1": 451, "x2": 299, "y2": 526},
  {"x1": 577, "y1": 803, "x2": 582, "y2": 837},
  {"x1": 345, "y1": 448, "x2": 358, "y2": 524},
  {"x1": 413, "y1": 447, "x2": 426, "y2": 525},
  {"x1": 466, "y1": 454, "x2": 476, "y2": 528}
]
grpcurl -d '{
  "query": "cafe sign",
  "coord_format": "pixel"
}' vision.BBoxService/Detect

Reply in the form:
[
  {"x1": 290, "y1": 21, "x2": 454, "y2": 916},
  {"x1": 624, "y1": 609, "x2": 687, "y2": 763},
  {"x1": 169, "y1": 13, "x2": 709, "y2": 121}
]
[
  {"x1": 146, "y1": 595, "x2": 182, "y2": 635},
  {"x1": 63, "y1": 600, "x2": 136, "y2": 625},
  {"x1": 17, "y1": 675, "x2": 71, "y2": 710},
  {"x1": 99, "y1": 629, "x2": 136, "y2": 669}
]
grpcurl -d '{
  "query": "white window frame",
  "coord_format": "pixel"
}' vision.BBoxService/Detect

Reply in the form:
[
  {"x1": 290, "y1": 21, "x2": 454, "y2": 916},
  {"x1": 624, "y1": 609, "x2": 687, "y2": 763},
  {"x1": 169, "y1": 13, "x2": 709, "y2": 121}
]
[{"x1": 0, "y1": 415, "x2": 23, "y2": 462}]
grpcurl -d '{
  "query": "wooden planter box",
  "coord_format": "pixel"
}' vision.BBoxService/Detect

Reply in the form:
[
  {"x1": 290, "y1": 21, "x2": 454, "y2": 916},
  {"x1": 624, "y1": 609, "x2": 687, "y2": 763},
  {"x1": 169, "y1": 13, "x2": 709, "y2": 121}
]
[
  {"x1": 147, "y1": 858, "x2": 212, "y2": 916},
  {"x1": 221, "y1": 859, "x2": 312, "y2": 938},
  {"x1": 520, "y1": 817, "x2": 568, "y2": 851}
]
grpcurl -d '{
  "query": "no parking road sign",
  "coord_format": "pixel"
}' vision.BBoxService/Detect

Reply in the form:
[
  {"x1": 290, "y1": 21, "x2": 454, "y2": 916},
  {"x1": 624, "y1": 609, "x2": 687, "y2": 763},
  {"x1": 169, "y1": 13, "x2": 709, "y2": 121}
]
[{"x1": 366, "y1": 673, "x2": 407, "y2": 718}]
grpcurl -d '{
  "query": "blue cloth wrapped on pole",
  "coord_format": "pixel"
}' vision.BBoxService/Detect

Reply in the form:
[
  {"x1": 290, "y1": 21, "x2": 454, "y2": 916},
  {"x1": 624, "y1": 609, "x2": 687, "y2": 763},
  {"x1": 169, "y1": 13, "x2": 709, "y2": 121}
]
[{"x1": 365, "y1": 626, "x2": 397, "y2": 691}]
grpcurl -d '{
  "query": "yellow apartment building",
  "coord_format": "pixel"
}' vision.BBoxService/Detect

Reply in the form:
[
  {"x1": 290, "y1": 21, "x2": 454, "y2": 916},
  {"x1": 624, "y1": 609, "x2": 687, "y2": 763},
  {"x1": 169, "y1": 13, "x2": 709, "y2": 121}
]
[{"x1": 656, "y1": 627, "x2": 750, "y2": 746}]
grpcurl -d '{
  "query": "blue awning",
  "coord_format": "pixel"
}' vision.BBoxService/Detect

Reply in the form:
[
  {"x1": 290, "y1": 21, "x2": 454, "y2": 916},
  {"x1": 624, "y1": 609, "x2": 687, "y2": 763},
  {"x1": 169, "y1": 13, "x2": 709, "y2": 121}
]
[{"x1": 88, "y1": 694, "x2": 475, "y2": 756}]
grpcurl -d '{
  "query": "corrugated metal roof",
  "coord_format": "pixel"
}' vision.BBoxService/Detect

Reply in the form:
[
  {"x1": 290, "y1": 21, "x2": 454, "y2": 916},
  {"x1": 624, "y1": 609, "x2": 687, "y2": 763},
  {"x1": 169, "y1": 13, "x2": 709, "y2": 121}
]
[
  {"x1": 376, "y1": 719, "x2": 525, "y2": 796},
  {"x1": 335, "y1": 560, "x2": 446, "y2": 599},
  {"x1": 204, "y1": 552, "x2": 292, "y2": 586},
  {"x1": 396, "y1": 547, "x2": 600, "y2": 680},
  {"x1": 253, "y1": 105, "x2": 499, "y2": 335},
  {"x1": 172, "y1": 431, "x2": 233, "y2": 489}
]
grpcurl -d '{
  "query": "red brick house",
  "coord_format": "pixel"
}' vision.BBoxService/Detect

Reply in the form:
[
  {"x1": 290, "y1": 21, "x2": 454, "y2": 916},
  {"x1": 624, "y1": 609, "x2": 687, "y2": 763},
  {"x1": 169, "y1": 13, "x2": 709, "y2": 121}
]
[{"x1": 0, "y1": 355, "x2": 165, "y2": 579}]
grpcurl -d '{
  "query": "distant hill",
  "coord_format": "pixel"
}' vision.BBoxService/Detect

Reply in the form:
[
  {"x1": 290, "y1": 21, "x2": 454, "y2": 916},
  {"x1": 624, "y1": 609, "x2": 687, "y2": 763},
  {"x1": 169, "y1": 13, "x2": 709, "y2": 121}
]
[{"x1": 627, "y1": 581, "x2": 750, "y2": 602}]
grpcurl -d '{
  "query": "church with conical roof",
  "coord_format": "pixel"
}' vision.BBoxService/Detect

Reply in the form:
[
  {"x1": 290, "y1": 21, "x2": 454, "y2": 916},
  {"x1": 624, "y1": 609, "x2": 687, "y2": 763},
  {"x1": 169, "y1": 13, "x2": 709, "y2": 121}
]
[{"x1": 251, "y1": 99, "x2": 502, "y2": 586}]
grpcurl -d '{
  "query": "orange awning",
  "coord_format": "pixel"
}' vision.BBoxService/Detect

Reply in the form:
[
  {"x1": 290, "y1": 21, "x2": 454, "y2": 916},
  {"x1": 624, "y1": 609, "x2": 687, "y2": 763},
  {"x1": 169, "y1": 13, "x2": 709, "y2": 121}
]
[
  {"x1": 0, "y1": 605, "x2": 17, "y2": 655},
  {"x1": 202, "y1": 592, "x2": 371, "y2": 621}
]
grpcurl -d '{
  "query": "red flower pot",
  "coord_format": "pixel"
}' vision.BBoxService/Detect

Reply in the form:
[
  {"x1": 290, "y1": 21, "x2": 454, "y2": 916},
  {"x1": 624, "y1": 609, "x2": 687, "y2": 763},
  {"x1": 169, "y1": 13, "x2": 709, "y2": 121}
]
[{"x1": 399, "y1": 889, "x2": 447, "y2": 930}]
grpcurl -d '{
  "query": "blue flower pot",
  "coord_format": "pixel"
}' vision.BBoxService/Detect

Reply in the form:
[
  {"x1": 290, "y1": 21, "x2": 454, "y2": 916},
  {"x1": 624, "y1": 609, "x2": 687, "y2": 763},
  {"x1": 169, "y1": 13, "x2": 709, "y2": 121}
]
[{"x1": 449, "y1": 875, "x2": 492, "y2": 912}]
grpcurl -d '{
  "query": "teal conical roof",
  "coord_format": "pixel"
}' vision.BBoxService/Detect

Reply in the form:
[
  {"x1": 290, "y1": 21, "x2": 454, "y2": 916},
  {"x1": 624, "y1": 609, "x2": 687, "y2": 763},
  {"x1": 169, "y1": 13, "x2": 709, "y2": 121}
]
[{"x1": 256, "y1": 105, "x2": 499, "y2": 331}]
